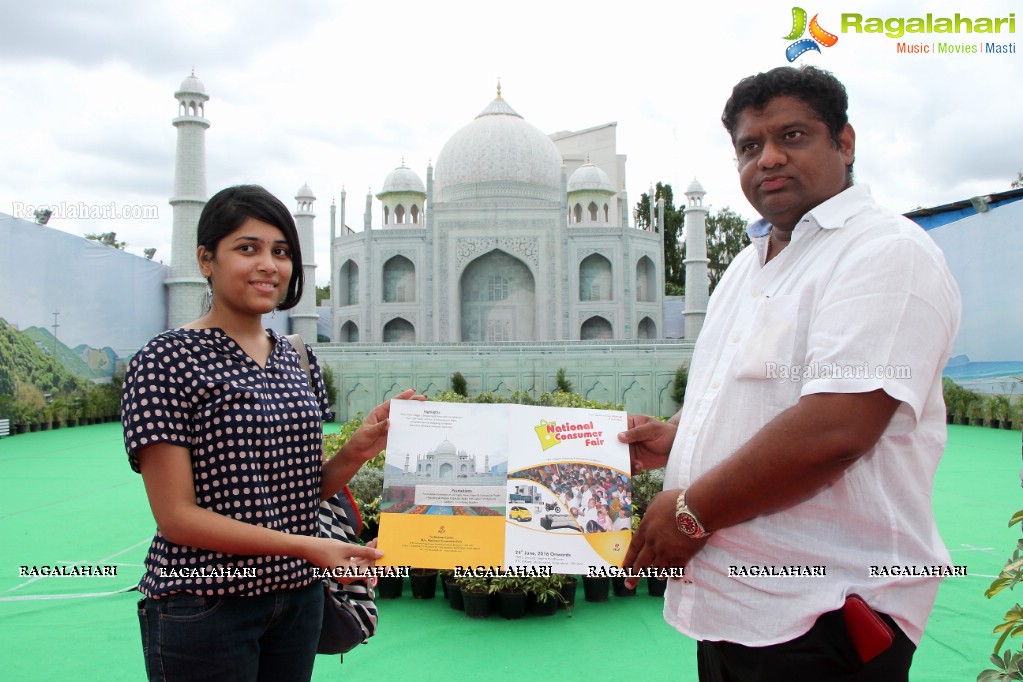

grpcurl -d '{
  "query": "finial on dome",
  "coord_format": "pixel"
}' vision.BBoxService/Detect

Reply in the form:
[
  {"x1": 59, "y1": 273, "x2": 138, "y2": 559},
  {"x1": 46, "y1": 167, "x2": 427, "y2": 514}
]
[
  {"x1": 496, "y1": 77, "x2": 502, "y2": 100},
  {"x1": 191, "y1": 66, "x2": 196, "y2": 77},
  {"x1": 585, "y1": 153, "x2": 591, "y2": 164}
]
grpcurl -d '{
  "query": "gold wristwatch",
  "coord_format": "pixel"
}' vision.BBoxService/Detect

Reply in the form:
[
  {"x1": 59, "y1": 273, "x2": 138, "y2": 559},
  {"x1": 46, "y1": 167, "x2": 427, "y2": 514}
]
[{"x1": 675, "y1": 489, "x2": 711, "y2": 539}]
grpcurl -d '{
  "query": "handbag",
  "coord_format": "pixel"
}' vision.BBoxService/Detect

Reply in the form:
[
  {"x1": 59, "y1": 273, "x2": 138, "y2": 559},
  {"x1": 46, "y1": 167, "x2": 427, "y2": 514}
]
[
  {"x1": 285, "y1": 334, "x2": 379, "y2": 655},
  {"x1": 317, "y1": 488, "x2": 378, "y2": 654}
]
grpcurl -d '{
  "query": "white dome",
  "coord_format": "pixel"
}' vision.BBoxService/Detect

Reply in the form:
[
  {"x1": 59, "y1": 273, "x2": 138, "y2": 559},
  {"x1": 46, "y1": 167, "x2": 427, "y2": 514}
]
[
  {"x1": 296, "y1": 183, "x2": 315, "y2": 200},
  {"x1": 567, "y1": 163, "x2": 614, "y2": 194},
  {"x1": 686, "y1": 178, "x2": 706, "y2": 195},
  {"x1": 434, "y1": 439, "x2": 457, "y2": 456},
  {"x1": 379, "y1": 165, "x2": 425, "y2": 195},
  {"x1": 433, "y1": 96, "x2": 563, "y2": 201},
  {"x1": 177, "y1": 72, "x2": 207, "y2": 96}
]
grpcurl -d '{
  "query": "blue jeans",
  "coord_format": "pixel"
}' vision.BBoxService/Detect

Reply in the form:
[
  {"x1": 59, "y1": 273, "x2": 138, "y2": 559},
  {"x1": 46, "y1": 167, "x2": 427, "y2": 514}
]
[{"x1": 137, "y1": 582, "x2": 323, "y2": 682}]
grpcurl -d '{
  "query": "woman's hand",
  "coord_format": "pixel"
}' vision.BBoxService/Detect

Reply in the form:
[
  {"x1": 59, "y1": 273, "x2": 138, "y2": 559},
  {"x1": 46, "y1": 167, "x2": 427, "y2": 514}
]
[
  {"x1": 305, "y1": 537, "x2": 384, "y2": 584},
  {"x1": 339, "y1": 389, "x2": 425, "y2": 465},
  {"x1": 322, "y1": 389, "x2": 425, "y2": 500}
]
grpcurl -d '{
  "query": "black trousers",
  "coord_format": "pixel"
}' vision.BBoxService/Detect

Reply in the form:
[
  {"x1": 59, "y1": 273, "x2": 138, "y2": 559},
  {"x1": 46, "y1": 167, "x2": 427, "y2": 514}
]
[{"x1": 697, "y1": 608, "x2": 915, "y2": 682}]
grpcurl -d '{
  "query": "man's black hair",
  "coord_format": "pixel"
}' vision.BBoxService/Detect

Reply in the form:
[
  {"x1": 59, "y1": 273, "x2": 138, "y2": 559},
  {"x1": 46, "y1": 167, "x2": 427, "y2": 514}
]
[{"x1": 721, "y1": 65, "x2": 849, "y2": 147}]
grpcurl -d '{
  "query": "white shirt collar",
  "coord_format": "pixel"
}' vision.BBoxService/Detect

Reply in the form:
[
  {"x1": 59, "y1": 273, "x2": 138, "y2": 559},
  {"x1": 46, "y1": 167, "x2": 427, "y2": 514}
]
[{"x1": 745, "y1": 184, "x2": 874, "y2": 239}]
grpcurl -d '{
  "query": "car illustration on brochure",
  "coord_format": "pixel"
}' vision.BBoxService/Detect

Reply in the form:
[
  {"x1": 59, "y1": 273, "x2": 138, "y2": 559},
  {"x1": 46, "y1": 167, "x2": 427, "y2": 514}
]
[{"x1": 509, "y1": 506, "x2": 532, "y2": 522}]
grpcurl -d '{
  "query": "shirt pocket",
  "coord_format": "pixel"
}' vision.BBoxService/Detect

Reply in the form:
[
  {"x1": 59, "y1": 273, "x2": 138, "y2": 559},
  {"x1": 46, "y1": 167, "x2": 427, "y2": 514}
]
[{"x1": 732, "y1": 294, "x2": 801, "y2": 380}]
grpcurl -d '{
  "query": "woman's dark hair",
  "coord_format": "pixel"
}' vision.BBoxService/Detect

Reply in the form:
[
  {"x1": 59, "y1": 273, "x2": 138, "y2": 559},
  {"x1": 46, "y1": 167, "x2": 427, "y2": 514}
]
[
  {"x1": 721, "y1": 65, "x2": 850, "y2": 148},
  {"x1": 197, "y1": 184, "x2": 304, "y2": 310}
]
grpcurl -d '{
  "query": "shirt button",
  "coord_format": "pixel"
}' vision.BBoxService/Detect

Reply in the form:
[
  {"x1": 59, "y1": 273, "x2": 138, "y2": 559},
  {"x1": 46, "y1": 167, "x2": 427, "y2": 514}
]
[
  {"x1": 690, "y1": 427, "x2": 698, "y2": 436},
  {"x1": 711, "y1": 380, "x2": 720, "y2": 389},
  {"x1": 731, "y1": 334, "x2": 740, "y2": 343},
  {"x1": 751, "y1": 290, "x2": 759, "y2": 298}
]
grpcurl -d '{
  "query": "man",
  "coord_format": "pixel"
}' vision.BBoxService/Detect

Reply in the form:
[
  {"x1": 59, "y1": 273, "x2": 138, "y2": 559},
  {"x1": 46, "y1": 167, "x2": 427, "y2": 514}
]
[{"x1": 619, "y1": 65, "x2": 960, "y2": 680}]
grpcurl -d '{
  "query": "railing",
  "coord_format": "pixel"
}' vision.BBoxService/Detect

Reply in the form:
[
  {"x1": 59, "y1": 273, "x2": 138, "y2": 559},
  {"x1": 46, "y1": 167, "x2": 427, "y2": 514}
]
[{"x1": 315, "y1": 339, "x2": 694, "y2": 356}]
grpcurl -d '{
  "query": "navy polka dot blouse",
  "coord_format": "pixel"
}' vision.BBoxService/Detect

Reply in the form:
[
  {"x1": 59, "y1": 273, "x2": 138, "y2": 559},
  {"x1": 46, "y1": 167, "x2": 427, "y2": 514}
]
[{"x1": 121, "y1": 327, "x2": 332, "y2": 598}]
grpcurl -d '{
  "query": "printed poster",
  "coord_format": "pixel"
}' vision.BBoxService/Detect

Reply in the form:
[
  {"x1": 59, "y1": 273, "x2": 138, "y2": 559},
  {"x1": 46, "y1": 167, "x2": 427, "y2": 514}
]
[{"x1": 376, "y1": 400, "x2": 632, "y2": 574}]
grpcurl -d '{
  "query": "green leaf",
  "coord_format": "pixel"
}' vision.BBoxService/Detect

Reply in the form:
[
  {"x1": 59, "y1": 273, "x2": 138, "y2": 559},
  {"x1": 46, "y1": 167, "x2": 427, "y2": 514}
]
[{"x1": 1008, "y1": 510, "x2": 1023, "y2": 528}]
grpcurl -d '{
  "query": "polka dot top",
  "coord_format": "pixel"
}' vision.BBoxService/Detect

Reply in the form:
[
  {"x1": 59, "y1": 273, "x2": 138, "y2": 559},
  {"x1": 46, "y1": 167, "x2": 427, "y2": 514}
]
[{"x1": 120, "y1": 327, "x2": 332, "y2": 599}]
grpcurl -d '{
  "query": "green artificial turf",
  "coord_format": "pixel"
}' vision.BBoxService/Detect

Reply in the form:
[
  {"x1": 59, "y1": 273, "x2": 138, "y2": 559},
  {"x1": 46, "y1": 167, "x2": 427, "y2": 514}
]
[{"x1": 0, "y1": 422, "x2": 1019, "y2": 681}]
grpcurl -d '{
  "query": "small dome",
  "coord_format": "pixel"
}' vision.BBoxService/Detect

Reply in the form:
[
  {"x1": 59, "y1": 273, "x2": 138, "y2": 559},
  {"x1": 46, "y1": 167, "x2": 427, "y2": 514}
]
[
  {"x1": 379, "y1": 165, "x2": 426, "y2": 195},
  {"x1": 686, "y1": 178, "x2": 706, "y2": 195},
  {"x1": 567, "y1": 163, "x2": 614, "y2": 194},
  {"x1": 296, "y1": 183, "x2": 315, "y2": 200},
  {"x1": 177, "y1": 72, "x2": 206, "y2": 96}
]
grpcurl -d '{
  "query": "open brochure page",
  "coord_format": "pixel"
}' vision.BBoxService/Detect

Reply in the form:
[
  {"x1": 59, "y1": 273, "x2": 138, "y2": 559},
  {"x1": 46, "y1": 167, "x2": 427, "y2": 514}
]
[{"x1": 376, "y1": 400, "x2": 632, "y2": 574}]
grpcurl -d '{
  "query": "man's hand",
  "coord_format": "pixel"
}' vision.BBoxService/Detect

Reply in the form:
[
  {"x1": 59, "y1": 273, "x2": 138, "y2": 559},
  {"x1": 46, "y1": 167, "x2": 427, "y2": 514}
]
[
  {"x1": 618, "y1": 414, "x2": 677, "y2": 472},
  {"x1": 622, "y1": 488, "x2": 706, "y2": 589}
]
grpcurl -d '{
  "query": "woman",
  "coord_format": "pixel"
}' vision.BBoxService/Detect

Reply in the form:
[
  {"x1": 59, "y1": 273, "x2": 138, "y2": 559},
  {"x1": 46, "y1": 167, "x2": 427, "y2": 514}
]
[{"x1": 121, "y1": 185, "x2": 415, "y2": 681}]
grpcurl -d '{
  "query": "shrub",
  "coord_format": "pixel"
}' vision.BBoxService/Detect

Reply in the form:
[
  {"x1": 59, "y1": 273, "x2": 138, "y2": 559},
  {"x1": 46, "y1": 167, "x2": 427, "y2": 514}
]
[
  {"x1": 451, "y1": 371, "x2": 468, "y2": 397},
  {"x1": 555, "y1": 368, "x2": 573, "y2": 394},
  {"x1": 671, "y1": 364, "x2": 689, "y2": 408}
]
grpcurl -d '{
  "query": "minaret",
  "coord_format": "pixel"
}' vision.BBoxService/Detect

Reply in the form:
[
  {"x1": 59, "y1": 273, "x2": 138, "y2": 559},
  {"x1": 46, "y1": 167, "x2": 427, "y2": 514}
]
[
  {"x1": 290, "y1": 183, "x2": 318, "y2": 341},
  {"x1": 683, "y1": 178, "x2": 710, "y2": 340},
  {"x1": 364, "y1": 189, "x2": 372, "y2": 232},
  {"x1": 167, "y1": 70, "x2": 210, "y2": 329}
]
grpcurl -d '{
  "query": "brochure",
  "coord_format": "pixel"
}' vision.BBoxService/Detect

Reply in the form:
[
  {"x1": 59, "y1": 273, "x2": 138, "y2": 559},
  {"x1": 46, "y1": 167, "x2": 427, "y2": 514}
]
[{"x1": 375, "y1": 400, "x2": 633, "y2": 574}]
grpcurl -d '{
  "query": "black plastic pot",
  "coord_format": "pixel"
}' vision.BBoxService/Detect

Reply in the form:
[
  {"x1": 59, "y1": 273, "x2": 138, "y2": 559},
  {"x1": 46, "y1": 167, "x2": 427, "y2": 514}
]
[
  {"x1": 410, "y1": 570, "x2": 438, "y2": 599},
  {"x1": 558, "y1": 577, "x2": 578, "y2": 609},
  {"x1": 445, "y1": 580, "x2": 464, "y2": 611},
  {"x1": 461, "y1": 589, "x2": 491, "y2": 619},
  {"x1": 612, "y1": 575, "x2": 637, "y2": 597},
  {"x1": 531, "y1": 596, "x2": 558, "y2": 616},
  {"x1": 376, "y1": 575, "x2": 404, "y2": 599},
  {"x1": 497, "y1": 590, "x2": 527, "y2": 619},
  {"x1": 582, "y1": 576, "x2": 610, "y2": 602},
  {"x1": 646, "y1": 577, "x2": 668, "y2": 597}
]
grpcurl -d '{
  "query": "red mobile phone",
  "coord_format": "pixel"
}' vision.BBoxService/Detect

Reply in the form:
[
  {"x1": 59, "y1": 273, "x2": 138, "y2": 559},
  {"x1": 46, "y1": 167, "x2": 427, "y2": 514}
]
[{"x1": 843, "y1": 594, "x2": 895, "y2": 664}]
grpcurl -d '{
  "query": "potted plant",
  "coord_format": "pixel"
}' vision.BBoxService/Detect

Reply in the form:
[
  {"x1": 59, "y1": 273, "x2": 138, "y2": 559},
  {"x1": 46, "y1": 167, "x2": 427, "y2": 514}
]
[
  {"x1": 49, "y1": 396, "x2": 68, "y2": 430},
  {"x1": 409, "y1": 567, "x2": 439, "y2": 599},
  {"x1": 376, "y1": 572, "x2": 404, "y2": 599},
  {"x1": 489, "y1": 575, "x2": 527, "y2": 620},
  {"x1": 11, "y1": 398, "x2": 33, "y2": 435},
  {"x1": 527, "y1": 575, "x2": 567, "y2": 616},
  {"x1": 557, "y1": 574, "x2": 578, "y2": 608},
  {"x1": 987, "y1": 395, "x2": 1011, "y2": 429},
  {"x1": 942, "y1": 378, "x2": 961, "y2": 424},
  {"x1": 968, "y1": 394, "x2": 986, "y2": 427},
  {"x1": 439, "y1": 570, "x2": 453, "y2": 599},
  {"x1": 647, "y1": 575, "x2": 668, "y2": 597},
  {"x1": 979, "y1": 508, "x2": 1023, "y2": 680},
  {"x1": 955, "y1": 390, "x2": 979, "y2": 426},
  {"x1": 456, "y1": 574, "x2": 491, "y2": 619},
  {"x1": 444, "y1": 572, "x2": 464, "y2": 611},
  {"x1": 611, "y1": 572, "x2": 637, "y2": 597},
  {"x1": 65, "y1": 392, "x2": 84, "y2": 428},
  {"x1": 582, "y1": 573, "x2": 610, "y2": 602}
]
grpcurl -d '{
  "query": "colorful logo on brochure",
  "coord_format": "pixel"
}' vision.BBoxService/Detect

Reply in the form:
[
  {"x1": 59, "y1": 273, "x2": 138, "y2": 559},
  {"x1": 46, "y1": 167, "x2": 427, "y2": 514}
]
[
  {"x1": 784, "y1": 7, "x2": 839, "y2": 61},
  {"x1": 533, "y1": 419, "x2": 606, "y2": 451}
]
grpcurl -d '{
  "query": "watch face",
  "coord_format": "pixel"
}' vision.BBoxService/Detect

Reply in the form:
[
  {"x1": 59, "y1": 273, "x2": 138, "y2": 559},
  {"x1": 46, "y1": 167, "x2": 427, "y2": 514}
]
[{"x1": 677, "y1": 512, "x2": 701, "y2": 537}]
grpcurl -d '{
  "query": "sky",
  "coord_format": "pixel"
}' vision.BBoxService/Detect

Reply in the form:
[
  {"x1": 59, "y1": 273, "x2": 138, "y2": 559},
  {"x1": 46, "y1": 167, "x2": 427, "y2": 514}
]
[{"x1": 1, "y1": 0, "x2": 1020, "y2": 286}]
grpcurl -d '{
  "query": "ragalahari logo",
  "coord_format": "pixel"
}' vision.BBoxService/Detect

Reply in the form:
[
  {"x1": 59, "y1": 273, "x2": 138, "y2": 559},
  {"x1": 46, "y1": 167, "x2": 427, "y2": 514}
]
[{"x1": 784, "y1": 7, "x2": 839, "y2": 61}]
